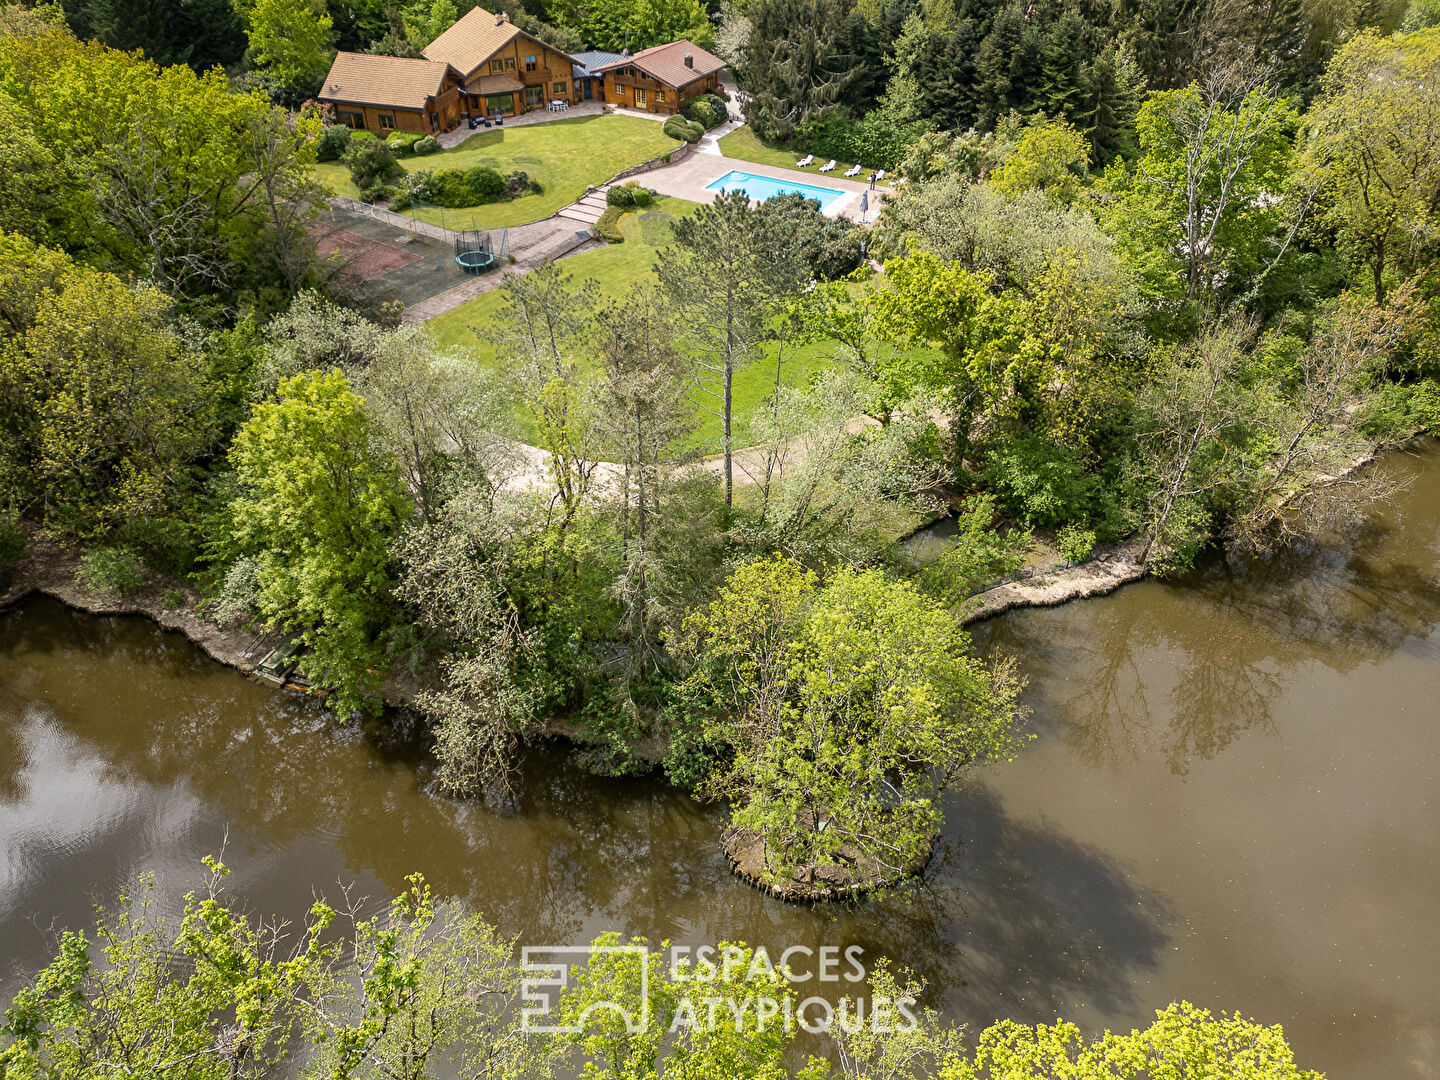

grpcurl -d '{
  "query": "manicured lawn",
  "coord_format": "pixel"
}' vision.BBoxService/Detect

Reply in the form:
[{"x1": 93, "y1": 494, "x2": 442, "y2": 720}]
[
  {"x1": 314, "y1": 114, "x2": 678, "y2": 230},
  {"x1": 426, "y1": 196, "x2": 840, "y2": 452},
  {"x1": 718, "y1": 125, "x2": 880, "y2": 179}
]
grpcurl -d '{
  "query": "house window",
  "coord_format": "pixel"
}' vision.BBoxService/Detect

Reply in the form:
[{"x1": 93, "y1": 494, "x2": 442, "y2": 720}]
[
  {"x1": 525, "y1": 85, "x2": 543, "y2": 105},
  {"x1": 634, "y1": 87, "x2": 646, "y2": 105},
  {"x1": 491, "y1": 59, "x2": 505, "y2": 74},
  {"x1": 524, "y1": 54, "x2": 537, "y2": 72},
  {"x1": 505, "y1": 57, "x2": 515, "y2": 69},
  {"x1": 378, "y1": 114, "x2": 395, "y2": 129},
  {"x1": 554, "y1": 80, "x2": 566, "y2": 94},
  {"x1": 613, "y1": 82, "x2": 625, "y2": 96},
  {"x1": 339, "y1": 109, "x2": 363, "y2": 128},
  {"x1": 656, "y1": 89, "x2": 666, "y2": 102}
]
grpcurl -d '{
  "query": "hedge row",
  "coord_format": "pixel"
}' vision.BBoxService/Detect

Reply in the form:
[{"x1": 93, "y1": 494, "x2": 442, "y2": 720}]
[
  {"x1": 663, "y1": 114, "x2": 704, "y2": 143},
  {"x1": 594, "y1": 205, "x2": 625, "y2": 243}
]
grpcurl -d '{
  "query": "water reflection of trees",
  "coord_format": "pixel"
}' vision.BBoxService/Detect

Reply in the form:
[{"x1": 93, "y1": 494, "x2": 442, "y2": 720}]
[
  {"x1": 833, "y1": 786, "x2": 1170, "y2": 1025},
  {"x1": 978, "y1": 508, "x2": 1440, "y2": 775}
]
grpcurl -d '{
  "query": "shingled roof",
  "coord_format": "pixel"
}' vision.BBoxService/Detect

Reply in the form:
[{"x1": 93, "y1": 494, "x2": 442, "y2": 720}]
[
  {"x1": 318, "y1": 52, "x2": 452, "y2": 110},
  {"x1": 423, "y1": 7, "x2": 578, "y2": 79},
  {"x1": 592, "y1": 39, "x2": 726, "y2": 88}
]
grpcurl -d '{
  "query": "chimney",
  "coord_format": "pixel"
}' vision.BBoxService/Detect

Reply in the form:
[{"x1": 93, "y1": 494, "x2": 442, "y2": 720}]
[
  {"x1": 683, "y1": 52, "x2": 693, "y2": 68},
  {"x1": 495, "y1": 10, "x2": 508, "y2": 23}
]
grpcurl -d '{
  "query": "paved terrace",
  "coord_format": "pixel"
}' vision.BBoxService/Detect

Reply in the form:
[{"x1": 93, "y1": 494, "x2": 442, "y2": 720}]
[
  {"x1": 646, "y1": 127, "x2": 882, "y2": 223},
  {"x1": 435, "y1": 102, "x2": 665, "y2": 147}
]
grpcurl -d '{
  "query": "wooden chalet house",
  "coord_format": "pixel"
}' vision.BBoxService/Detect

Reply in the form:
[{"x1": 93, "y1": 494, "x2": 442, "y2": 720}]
[
  {"x1": 589, "y1": 40, "x2": 726, "y2": 115},
  {"x1": 319, "y1": 7, "x2": 583, "y2": 134}
]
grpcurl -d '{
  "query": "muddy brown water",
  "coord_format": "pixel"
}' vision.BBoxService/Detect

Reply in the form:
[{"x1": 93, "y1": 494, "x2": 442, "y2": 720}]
[{"x1": 2, "y1": 445, "x2": 1438, "y2": 1078}]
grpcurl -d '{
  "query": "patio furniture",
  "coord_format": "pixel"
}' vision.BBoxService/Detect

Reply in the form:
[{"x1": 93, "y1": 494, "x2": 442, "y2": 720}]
[
  {"x1": 495, "y1": 114, "x2": 503, "y2": 125},
  {"x1": 843, "y1": 164, "x2": 861, "y2": 177},
  {"x1": 819, "y1": 159, "x2": 836, "y2": 172},
  {"x1": 874, "y1": 169, "x2": 886, "y2": 182},
  {"x1": 796, "y1": 154, "x2": 814, "y2": 168}
]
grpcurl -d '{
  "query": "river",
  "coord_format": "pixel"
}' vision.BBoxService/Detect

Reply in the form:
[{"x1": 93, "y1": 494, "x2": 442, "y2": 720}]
[{"x1": 2, "y1": 444, "x2": 1438, "y2": 1078}]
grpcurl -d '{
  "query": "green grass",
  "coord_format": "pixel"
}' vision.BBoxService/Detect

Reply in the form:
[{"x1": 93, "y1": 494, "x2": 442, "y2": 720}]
[
  {"x1": 315, "y1": 114, "x2": 677, "y2": 230},
  {"x1": 426, "y1": 197, "x2": 841, "y2": 452},
  {"x1": 718, "y1": 125, "x2": 879, "y2": 178}
]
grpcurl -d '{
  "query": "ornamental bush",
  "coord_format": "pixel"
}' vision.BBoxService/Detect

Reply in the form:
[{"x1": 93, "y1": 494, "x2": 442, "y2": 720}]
[
  {"x1": 663, "y1": 113, "x2": 702, "y2": 142},
  {"x1": 385, "y1": 130, "x2": 426, "y2": 154},
  {"x1": 682, "y1": 94, "x2": 728, "y2": 128},
  {"x1": 344, "y1": 137, "x2": 402, "y2": 189},
  {"x1": 75, "y1": 546, "x2": 147, "y2": 596},
  {"x1": 606, "y1": 185, "x2": 634, "y2": 207},
  {"x1": 315, "y1": 123, "x2": 351, "y2": 162},
  {"x1": 413, "y1": 135, "x2": 440, "y2": 155}
]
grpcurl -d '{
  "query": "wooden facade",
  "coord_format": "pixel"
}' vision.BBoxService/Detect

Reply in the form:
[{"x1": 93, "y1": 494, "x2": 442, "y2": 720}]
[
  {"x1": 321, "y1": 59, "x2": 464, "y2": 136},
  {"x1": 461, "y1": 37, "x2": 580, "y2": 119},
  {"x1": 600, "y1": 66, "x2": 720, "y2": 115}
]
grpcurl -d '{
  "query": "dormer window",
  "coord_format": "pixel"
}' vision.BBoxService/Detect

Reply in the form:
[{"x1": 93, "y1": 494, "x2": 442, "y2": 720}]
[{"x1": 525, "y1": 55, "x2": 537, "y2": 72}]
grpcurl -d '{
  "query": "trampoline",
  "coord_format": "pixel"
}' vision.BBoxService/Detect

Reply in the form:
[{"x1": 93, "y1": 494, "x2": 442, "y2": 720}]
[{"x1": 456, "y1": 249, "x2": 497, "y2": 274}]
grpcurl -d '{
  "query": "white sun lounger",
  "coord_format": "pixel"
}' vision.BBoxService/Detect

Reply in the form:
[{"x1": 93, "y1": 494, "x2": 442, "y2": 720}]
[
  {"x1": 874, "y1": 169, "x2": 886, "y2": 182},
  {"x1": 843, "y1": 164, "x2": 861, "y2": 177},
  {"x1": 796, "y1": 154, "x2": 814, "y2": 168},
  {"x1": 818, "y1": 159, "x2": 837, "y2": 172}
]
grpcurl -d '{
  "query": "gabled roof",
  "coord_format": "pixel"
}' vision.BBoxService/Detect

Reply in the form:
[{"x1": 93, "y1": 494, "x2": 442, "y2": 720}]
[
  {"x1": 571, "y1": 49, "x2": 625, "y2": 78},
  {"x1": 423, "y1": 7, "x2": 579, "y2": 78},
  {"x1": 591, "y1": 39, "x2": 726, "y2": 88},
  {"x1": 318, "y1": 52, "x2": 453, "y2": 111}
]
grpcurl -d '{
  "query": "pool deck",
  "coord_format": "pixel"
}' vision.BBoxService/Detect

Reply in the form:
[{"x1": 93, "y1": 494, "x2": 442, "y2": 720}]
[{"x1": 643, "y1": 153, "x2": 880, "y2": 222}]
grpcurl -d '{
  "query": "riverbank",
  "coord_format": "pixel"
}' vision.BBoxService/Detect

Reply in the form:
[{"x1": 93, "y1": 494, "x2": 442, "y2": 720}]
[
  {"x1": 0, "y1": 528, "x2": 1159, "y2": 698},
  {"x1": 0, "y1": 537, "x2": 279, "y2": 675}
]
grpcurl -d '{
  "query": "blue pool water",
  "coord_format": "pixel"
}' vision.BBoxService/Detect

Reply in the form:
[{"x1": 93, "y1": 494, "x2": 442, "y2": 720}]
[{"x1": 704, "y1": 169, "x2": 848, "y2": 210}]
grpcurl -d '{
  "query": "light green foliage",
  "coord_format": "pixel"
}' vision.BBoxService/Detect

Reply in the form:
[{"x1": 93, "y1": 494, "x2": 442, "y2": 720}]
[
  {"x1": 1056, "y1": 523, "x2": 1097, "y2": 562},
  {"x1": 919, "y1": 493, "x2": 1032, "y2": 606},
  {"x1": 74, "y1": 546, "x2": 147, "y2": 596},
  {"x1": 0, "y1": 864, "x2": 1326, "y2": 1080},
  {"x1": 679, "y1": 556, "x2": 1026, "y2": 886},
  {"x1": 557, "y1": 935, "x2": 793, "y2": 1080},
  {"x1": 0, "y1": 242, "x2": 219, "y2": 537},
  {"x1": 990, "y1": 118, "x2": 1091, "y2": 205},
  {"x1": 1305, "y1": 28, "x2": 1440, "y2": 304},
  {"x1": 0, "y1": 857, "x2": 328, "y2": 1080},
  {"x1": 1103, "y1": 71, "x2": 1296, "y2": 304},
  {"x1": 226, "y1": 369, "x2": 411, "y2": 714},
  {"x1": 971, "y1": 1002, "x2": 1323, "y2": 1080},
  {"x1": 814, "y1": 961, "x2": 970, "y2": 1080},
  {"x1": 243, "y1": 0, "x2": 335, "y2": 103},
  {"x1": 305, "y1": 873, "x2": 540, "y2": 1080},
  {"x1": 0, "y1": 97, "x2": 63, "y2": 246},
  {"x1": 5, "y1": 26, "x2": 322, "y2": 305},
  {"x1": 575, "y1": 0, "x2": 713, "y2": 53},
  {"x1": 404, "y1": 0, "x2": 458, "y2": 50}
]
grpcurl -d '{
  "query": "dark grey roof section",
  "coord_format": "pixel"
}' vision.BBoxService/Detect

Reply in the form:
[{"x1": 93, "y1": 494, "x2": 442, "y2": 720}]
[{"x1": 570, "y1": 49, "x2": 626, "y2": 78}]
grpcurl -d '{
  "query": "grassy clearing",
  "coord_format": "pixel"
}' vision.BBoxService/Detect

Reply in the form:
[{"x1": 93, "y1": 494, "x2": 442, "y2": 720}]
[
  {"x1": 314, "y1": 114, "x2": 677, "y2": 230},
  {"x1": 718, "y1": 125, "x2": 879, "y2": 179},
  {"x1": 425, "y1": 197, "x2": 841, "y2": 452}
]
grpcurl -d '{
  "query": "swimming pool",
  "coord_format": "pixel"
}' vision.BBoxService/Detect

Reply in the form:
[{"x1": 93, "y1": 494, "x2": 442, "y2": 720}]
[{"x1": 704, "y1": 169, "x2": 848, "y2": 210}]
